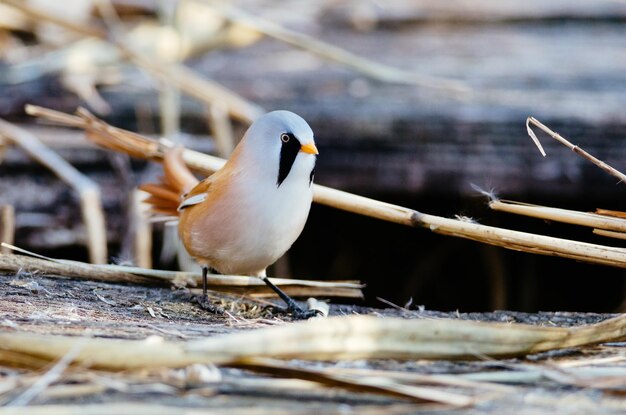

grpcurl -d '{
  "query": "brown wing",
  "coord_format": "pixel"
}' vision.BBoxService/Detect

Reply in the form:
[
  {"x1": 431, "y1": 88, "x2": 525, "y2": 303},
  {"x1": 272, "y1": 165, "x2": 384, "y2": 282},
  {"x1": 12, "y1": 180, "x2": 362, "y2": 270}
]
[
  {"x1": 139, "y1": 147, "x2": 200, "y2": 216},
  {"x1": 177, "y1": 140, "x2": 245, "y2": 210}
]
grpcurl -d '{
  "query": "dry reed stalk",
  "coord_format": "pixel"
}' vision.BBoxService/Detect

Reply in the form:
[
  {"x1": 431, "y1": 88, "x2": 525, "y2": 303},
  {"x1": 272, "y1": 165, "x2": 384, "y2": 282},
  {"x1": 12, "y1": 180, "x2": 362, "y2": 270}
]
[
  {"x1": 0, "y1": 119, "x2": 107, "y2": 264},
  {"x1": 318, "y1": 366, "x2": 513, "y2": 393},
  {"x1": 488, "y1": 199, "x2": 626, "y2": 233},
  {"x1": 228, "y1": 358, "x2": 477, "y2": 406},
  {"x1": 207, "y1": 102, "x2": 235, "y2": 157},
  {"x1": 0, "y1": 205, "x2": 15, "y2": 254},
  {"x1": 592, "y1": 229, "x2": 626, "y2": 240},
  {"x1": 130, "y1": 190, "x2": 152, "y2": 268},
  {"x1": 0, "y1": 245, "x2": 364, "y2": 298},
  {"x1": 0, "y1": 253, "x2": 155, "y2": 285},
  {"x1": 527, "y1": 116, "x2": 626, "y2": 184},
  {"x1": 1, "y1": 314, "x2": 626, "y2": 370},
  {"x1": 5, "y1": 340, "x2": 87, "y2": 407},
  {"x1": 202, "y1": 0, "x2": 469, "y2": 94},
  {"x1": 25, "y1": 106, "x2": 626, "y2": 271}
]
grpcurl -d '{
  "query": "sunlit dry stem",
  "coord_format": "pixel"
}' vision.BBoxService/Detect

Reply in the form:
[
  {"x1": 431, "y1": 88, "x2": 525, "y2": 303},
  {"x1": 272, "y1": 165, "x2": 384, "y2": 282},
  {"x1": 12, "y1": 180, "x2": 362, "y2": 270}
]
[
  {"x1": 489, "y1": 199, "x2": 626, "y2": 233},
  {"x1": 593, "y1": 229, "x2": 626, "y2": 241}
]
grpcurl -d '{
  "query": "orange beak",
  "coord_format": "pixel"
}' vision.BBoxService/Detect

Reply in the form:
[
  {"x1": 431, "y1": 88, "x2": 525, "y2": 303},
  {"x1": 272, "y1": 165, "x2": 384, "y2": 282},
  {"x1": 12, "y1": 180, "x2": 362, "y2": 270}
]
[{"x1": 300, "y1": 142, "x2": 319, "y2": 155}]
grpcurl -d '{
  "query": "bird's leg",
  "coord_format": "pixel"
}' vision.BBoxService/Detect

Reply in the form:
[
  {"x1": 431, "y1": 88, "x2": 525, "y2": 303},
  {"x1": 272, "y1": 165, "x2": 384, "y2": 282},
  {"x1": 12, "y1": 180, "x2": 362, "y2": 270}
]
[
  {"x1": 260, "y1": 274, "x2": 319, "y2": 320},
  {"x1": 202, "y1": 265, "x2": 208, "y2": 296},
  {"x1": 194, "y1": 266, "x2": 224, "y2": 314}
]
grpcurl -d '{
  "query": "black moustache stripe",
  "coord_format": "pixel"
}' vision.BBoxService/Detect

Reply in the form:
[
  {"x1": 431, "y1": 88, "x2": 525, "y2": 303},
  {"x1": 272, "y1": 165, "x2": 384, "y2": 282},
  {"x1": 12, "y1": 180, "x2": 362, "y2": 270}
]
[{"x1": 277, "y1": 133, "x2": 302, "y2": 187}]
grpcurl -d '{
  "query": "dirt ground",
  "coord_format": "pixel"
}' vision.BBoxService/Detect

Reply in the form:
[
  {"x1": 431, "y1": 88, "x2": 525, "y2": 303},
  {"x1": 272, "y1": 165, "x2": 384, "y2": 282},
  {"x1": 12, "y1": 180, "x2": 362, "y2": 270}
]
[{"x1": 1, "y1": 271, "x2": 625, "y2": 414}]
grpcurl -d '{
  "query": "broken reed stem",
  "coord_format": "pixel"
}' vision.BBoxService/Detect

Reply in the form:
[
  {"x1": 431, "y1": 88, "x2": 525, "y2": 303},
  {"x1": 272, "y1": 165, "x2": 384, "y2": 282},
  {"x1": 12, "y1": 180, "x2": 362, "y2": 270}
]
[
  {"x1": 489, "y1": 200, "x2": 626, "y2": 233},
  {"x1": 593, "y1": 229, "x2": 626, "y2": 241},
  {"x1": 527, "y1": 117, "x2": 626, "y2": 184},
  {"x1": 25, "y1": 106, "x2": 626, "y2": 271},
  {"x1": 1, "y1": 314, "x2": 626, "y2": 370},
  {"x1": 0, "y1": 119, "x2": 107, "y2": 264},
  {"x1": 0, "y1": 205, "x2": 15, "y2": 254},
  {"x1": 0, "y1": 253, "x2": 154, "y2": 285}
]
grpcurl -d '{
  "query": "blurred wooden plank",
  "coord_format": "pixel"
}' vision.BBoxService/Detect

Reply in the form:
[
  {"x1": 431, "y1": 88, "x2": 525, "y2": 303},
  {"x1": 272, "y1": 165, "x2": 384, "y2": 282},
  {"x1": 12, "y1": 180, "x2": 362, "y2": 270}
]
[{"x1": 320, "y1": 0, "x2": 626, "y2": 28}]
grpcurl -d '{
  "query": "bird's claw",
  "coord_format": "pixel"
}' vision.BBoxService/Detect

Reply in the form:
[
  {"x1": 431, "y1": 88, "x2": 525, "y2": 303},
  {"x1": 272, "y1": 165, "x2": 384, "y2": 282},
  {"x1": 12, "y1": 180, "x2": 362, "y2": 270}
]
[
  {"x1": 193, "y1": 294, "x2": 225, "y2": 315},
  {"x1": 289, "y1": 305, "x2": 321, "y2": 320}
]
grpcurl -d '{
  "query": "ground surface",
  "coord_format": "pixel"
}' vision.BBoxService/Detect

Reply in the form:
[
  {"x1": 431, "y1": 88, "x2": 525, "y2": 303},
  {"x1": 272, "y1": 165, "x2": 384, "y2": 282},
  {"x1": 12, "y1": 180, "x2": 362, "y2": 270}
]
[{"x1": 1, "y1": 271, "x2": 625, "y2": 414}]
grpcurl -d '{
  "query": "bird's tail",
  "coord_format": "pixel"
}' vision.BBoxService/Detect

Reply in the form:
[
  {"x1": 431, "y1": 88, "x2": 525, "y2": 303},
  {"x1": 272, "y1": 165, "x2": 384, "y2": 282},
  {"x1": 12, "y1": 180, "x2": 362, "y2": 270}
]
[{"x1": 139, "y1": 148, "x2": 200, "y2": 216}]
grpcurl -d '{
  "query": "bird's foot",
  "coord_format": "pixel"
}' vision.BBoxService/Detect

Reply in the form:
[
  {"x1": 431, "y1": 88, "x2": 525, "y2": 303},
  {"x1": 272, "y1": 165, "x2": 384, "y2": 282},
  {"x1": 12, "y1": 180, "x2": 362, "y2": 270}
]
[
  {"x1": 192, "y1": 294, "x2": 225, "y2": 315},
  {"x1": 261, "y1": 276, "x2": 322, "y2": 320},
  {"x1": 278, "y1": 296, "x2": 323, "y2": 320},
  {"x1": 287, "y1": 303, "x2": 321, "y2": 320}
]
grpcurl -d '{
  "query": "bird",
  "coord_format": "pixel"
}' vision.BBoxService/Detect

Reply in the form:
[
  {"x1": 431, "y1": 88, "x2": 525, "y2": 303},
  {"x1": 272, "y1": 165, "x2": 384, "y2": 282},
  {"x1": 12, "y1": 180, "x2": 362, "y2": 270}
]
[{"x1": 139, "y1": 110, "x2": 319, "y2": 318}]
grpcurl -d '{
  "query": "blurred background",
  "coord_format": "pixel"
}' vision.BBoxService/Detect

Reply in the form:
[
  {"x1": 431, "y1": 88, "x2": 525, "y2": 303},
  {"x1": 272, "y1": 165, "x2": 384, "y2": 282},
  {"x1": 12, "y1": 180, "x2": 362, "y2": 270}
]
[{"x1": 1, "y1": 0, "x2": 626, "y2": 313}]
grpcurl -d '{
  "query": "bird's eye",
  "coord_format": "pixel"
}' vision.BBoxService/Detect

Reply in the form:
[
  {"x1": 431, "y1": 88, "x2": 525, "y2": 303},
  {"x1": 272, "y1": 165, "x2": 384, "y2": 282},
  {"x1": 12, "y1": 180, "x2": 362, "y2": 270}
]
[{"x1": 280, "y1": 133, "x2": 291, "y2": 143}]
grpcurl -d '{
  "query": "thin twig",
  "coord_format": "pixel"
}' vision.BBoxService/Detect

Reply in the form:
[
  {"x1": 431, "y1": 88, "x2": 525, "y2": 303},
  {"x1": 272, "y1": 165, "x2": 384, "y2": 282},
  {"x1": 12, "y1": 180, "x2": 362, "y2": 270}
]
[{"x1": 527, "y1": 116, "x2": 626, "y2": 184}]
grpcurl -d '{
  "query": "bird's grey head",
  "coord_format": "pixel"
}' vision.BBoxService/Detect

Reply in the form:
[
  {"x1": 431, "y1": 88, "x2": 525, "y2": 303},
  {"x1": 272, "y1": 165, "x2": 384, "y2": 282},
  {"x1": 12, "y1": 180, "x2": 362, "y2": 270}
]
[{"x1": 241, "y1": 110, "x2": 318, "y2": 187}]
